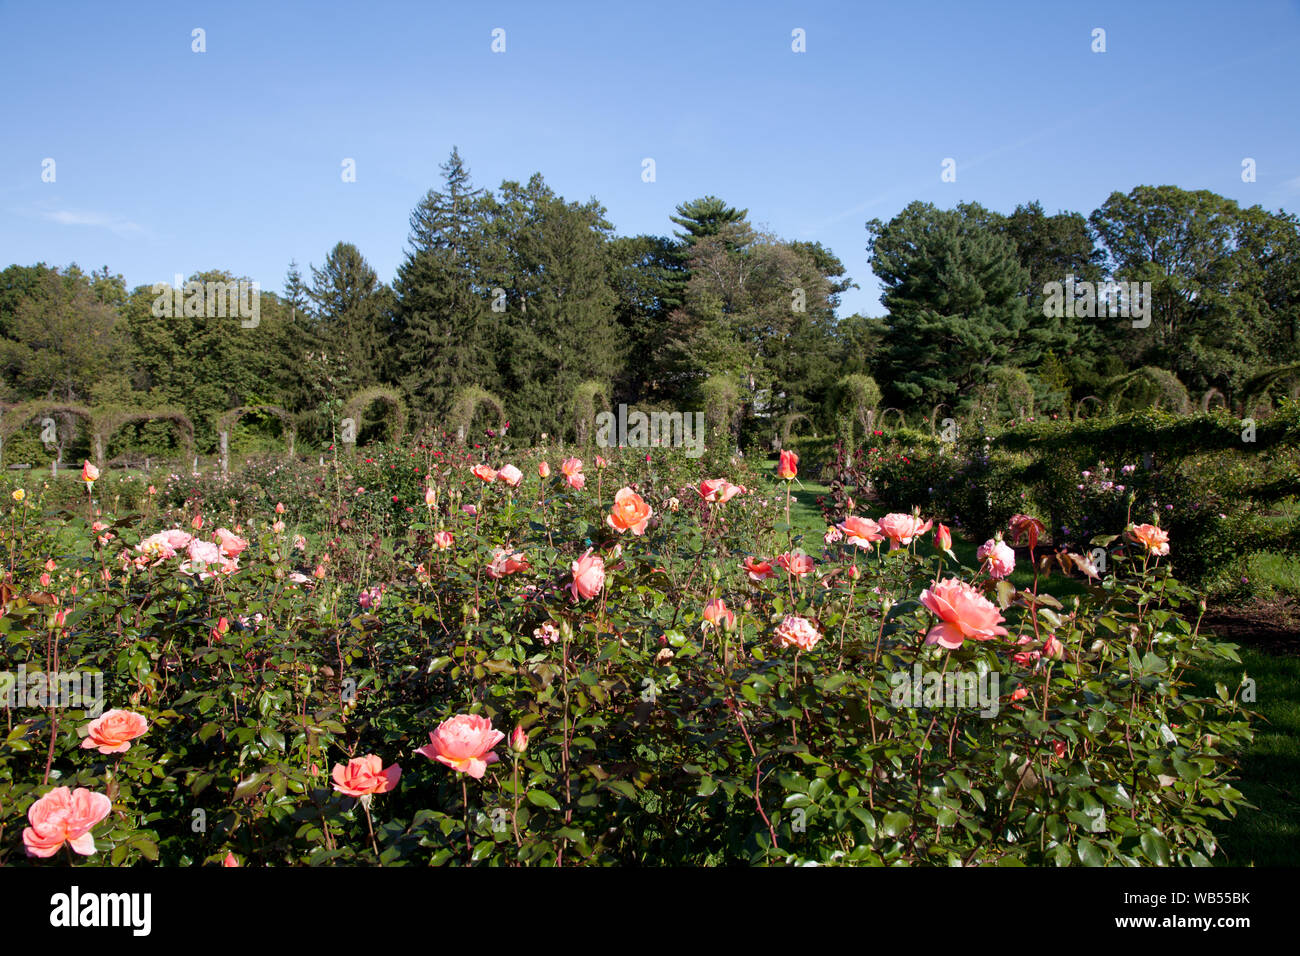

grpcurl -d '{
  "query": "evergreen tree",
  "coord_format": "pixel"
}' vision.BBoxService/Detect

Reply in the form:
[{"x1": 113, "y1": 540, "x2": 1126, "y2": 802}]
[
  {"x1": 308, "y1": 242, "x2": 392, "y2": 391},
  {"x1": 867, "y1": 202, "x2": 1031, "y2": 410},
  {"x1": 393, "y1": 148, "x2": 498, "y2": 417}
]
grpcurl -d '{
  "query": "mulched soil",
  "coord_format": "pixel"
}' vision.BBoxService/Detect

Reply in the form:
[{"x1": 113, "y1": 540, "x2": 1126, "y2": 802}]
[{"x1": 1202, "y1": 596, "x2": 1300, "y2": 656}]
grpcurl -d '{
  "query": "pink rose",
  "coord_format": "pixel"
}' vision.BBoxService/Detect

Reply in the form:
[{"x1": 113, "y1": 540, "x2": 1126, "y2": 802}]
[
  {"x1": 702, "y1": 597, "x2": 736, "y2": 631},
  {"x1": 919, "y1": 577, "x2": 1010, "y2": 649},
  {"x1": 215, "y1": 527, "x2": 248, "y2": 558},
  {"x1": 486, "y1": 547, "x2": 529, "y2": 579},
  {"x1": 331, "y1": 755, "x2": 401, "y2": 797},
  {"x1": 773, "y1": 615, "x2": 822, "y2": 651},
  {"x1": 776, "y1": 551, "x2": 815, "y2": 578},
  {"x1": 80, "y1": 708, "x2": 149, "y2": 754},
  {"x1": 977, "y1": 538, "x2": 1016, "y2": 579},
  {"x1": 837, "y1": 515, "x2": 884, "y2": 548},
  {"x1": 433, "y1": 531, "x2": 454, "y2": 550},
  {"x1": 497, "y1": 464, "x2": 523, "y2": 487},
  {"x1": 568, "y1": 548, "x2": 605, "y2": 601},
  {"x1": 538, "y1": 461, "x2": 551, "y2": 478},
  {"x1": 415, "y1": 714, "x2": 505, "y2": 779},
  {"x1": 22, "y1": 787, "x2": 112, "y2": 857},
  {"x1": 878, "y1": 513, "x2": 933, "y2": 549}
]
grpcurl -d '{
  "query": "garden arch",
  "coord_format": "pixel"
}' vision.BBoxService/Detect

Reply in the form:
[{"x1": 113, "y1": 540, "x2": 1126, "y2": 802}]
[
  {"x1": 93, "y1": 408, "x2": 195, "y2": 469},
  {"x1": 341, "y1": 387, "x2": 408, "y2": 448},
  {"x1": 215, "y1": 405, "x2": 297, "y2": 474},
  {"x1": 448, "y1": 386, "x2": 506, "y2": 443},
  {"x1": 571, "y1": 381, "x2": 610, "y2": 445},
  {"x1": 0, "y1": 402, "x2": 95, "y2": 470}
]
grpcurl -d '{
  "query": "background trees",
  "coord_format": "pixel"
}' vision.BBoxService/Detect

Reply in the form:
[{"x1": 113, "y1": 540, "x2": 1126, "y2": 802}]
[{"x1": 1, "y1": 160, "x2": 1296, "y2": 457}]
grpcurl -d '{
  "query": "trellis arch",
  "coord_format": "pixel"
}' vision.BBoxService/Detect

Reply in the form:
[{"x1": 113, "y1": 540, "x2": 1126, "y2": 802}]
[
  {"x1": 778, "y1": 411, "x2": 813, "y2": 449},
  {"x1": 93, "y1": 408, "x2": 195, "y2": 468},
  {"x1": 1240, "y1": 362, "x2": 1300, "y2": 416},
  {"x1": 342, "y1": 387, "x2": 408, "y2": 447},
  {"x1": 448, "y1": 386, "x2": 506, "y2": 442},
  {"x1": 215, "y1": 404, "x2": 297, "y2": 473},
  {"x1": 1201, "y1": 388, "x2": 1228, "y2": 414},
  {"x1": 1074, "y1": 395, "x2": 1104, "y2": 420},
  {"x1": 571, "y1": 381, "x2": 610, "y2": 445},
  {"x1": 0, "y1": 402, "x2": 96, "y2": 468},
  {"x1": 1103, "y1": 367, "x2": 1190, "y2": 414},
  {"x1": 878, "y1": 407, "x2": 908, "y2": 431}
]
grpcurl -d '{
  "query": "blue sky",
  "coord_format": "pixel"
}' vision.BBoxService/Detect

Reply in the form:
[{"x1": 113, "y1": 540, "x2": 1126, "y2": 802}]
[{"x1": 2, "y1": 0, "x2": 1298, "y2": 317}]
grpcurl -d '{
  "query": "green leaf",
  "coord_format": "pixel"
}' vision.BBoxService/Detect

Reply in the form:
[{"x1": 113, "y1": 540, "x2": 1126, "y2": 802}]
[{"x1": 526, "y1": 790, "x2": 561, "y2": 811}]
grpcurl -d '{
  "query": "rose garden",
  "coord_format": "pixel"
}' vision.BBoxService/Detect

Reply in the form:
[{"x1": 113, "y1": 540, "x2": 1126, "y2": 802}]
[{"x1": 1, "y1": 400, "x2": 1289, "y2": 867}]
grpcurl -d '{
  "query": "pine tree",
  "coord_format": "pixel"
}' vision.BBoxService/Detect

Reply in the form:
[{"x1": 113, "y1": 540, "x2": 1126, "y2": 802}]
[
  {"x1": 868, "y1": 202, "x2": 1031, "y2": 410},
  {"x1": 393, "y1": 148, "x2": 499, "y2": 416}
]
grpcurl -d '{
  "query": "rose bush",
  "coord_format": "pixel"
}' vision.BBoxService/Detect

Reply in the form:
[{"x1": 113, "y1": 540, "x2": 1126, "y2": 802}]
[{"x1": 0, "y1": 440, "x2": 1254, "y2": 866}]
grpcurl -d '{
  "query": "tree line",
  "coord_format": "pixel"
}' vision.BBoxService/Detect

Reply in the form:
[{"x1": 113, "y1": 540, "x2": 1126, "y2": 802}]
[{"x1": 2, "y1": 147, "x2": 1297, "y2": 457}]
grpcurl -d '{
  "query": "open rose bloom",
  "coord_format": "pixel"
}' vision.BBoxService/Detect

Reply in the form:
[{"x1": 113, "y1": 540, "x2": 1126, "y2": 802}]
[
  {"x1": 331, "y1": 755, "x2": 401, "y2": 797},
  {"x1": 23, "y1": 787, "x2": 112, "y2": 857},
  {"x1": 416, "y1": 714, "x2": 505, "y2": 779},
  {"x1": 1128, "y1": 523, "x2": 1170, "y2": 556},
  {"x1": 607, "y1": 487, "x2": 653, "y2": 535},
  {"x1": 497, "y1": 464, "x2": 523, "y2": 487},
  {"x1": 878, "y1": 513, "x2": 933, "y2": 549},
  {"x1": 977, "y1": 538, "x2": 1016, "y2": 579},
  {"x1": 837, "y1": 515, "x2": 884, "y2": 548},
  {"x1": 81, "y1": 709, "x2": 149, "y2": 754},
  {"x1": 920, "y1": 578, "x2": 1010, "y2": 649},
  {"x1": 773, "y1": 615, "x2": 822, "y2": 651}
]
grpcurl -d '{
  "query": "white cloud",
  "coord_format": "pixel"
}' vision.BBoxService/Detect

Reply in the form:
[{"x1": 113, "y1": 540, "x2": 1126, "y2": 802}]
[{"x1": 42, "y1": 208, "x2": 145, "y2": 237}]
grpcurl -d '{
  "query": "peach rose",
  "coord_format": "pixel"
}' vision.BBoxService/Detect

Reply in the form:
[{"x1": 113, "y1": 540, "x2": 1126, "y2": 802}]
[
  {"x1": 743, "y1": 557, "x2": 775, "y2": 581},
  {"x1": 215, "y1": 527, "x2": 248, "y2": 558},
  {"x1": 331, "y1": 754, "x2": 401, "y2": 797},
  {"x1": 415, "y1": 714, "x2": 505, "y2": 779},
  {"x1": 80, "y1": 709, "x2": 149, "y2": 754},
  {"x1": 561, "y1": 457, "x2": 583, "y2": 478},
  {"x1": 702, "y1": 597, "x2": 736, "y2": 631},
  {"x1": 607, "y1": 487, "x2": 653, "y2": 536},
  {"x1": 81, "y1": 461, "x2": 99, "y2": 484},
  {"x1": 878, "y1": 513, "x2": 933, "y2": 549},
  {"x1": 1128, "y1": 523, "x2": 1170, "y2": 556},
  {"x1": 471, "y1": 463, "x2": 497, "y2": 483},
  {"x1": 919, "y1": 577, "x2": 1010, "y2": 649},
  {"x1": 773, "y1": 615, "x2": 821, "y2": 652},
  {"x1": 837, "y1": 515, "x2": 884, "y2": 548},
  {"x1": 776, "y1": 551, "x2": 815, "y2": 578},
  {"x1": 433, "y1": 530, "x2": 454, "y2": 550},
  {"x1": 497, "y1": 464, "x2": 523, "y2": 487},
  {"x1": 538, "y1": 461, "x2": 551, "y2": 478},
  {"x1": 776, "y1": 449, "x2": 798, "y2": 480},
  {"x1": 22, "y1": 786, "x2": 112, "y2": 857},
  {"x1": 977, "y1": 538, "x2": 1016, "y2": 579},
  {"x1": 568, "y1": 548, "x2": 605, "y2": 601}
]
